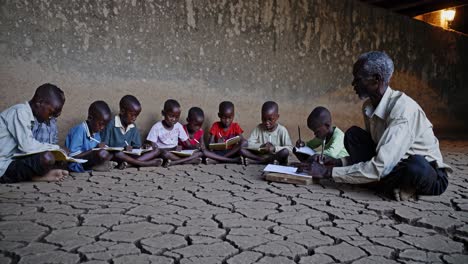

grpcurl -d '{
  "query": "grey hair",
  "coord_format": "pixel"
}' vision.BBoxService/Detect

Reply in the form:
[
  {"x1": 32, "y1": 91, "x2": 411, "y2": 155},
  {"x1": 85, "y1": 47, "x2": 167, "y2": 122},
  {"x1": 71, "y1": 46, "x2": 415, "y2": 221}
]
[{"x1": 357, "y1": 51, "x2": 394, "y2": 85}]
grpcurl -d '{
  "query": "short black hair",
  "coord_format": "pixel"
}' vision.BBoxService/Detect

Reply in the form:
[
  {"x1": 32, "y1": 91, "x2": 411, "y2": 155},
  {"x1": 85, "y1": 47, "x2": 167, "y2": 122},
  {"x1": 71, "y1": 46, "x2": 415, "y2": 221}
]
[
  {"x1": 163, "y1": 99, "x2": 181, "y2": 112},
  {"x1": 261, "y1": 101, "x2": 278, "y2": 114},
  {"x1": 307, "y1": 106, "x2": 331, "y2": 127},
  {"x1": 219, "y1": 101, "x2": 234, "y2": 113},
  {"x1": 89, "y1": 100, "x2": 111, "y2": 119},
  {"x1": 32, "y1": 83, "x2": 65, "y2": 104},
  {"x1": 119, "y1": 95, "x2": 141, "y2": 110},
  {"x1": 188, "y1": 107, "x2": 204, "y2": 120}
]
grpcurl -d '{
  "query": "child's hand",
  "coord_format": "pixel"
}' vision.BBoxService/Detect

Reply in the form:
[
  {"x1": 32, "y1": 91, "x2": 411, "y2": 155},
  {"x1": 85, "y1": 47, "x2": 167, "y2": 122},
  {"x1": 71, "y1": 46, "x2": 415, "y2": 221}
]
[
  {"x1": 194, "y1": 142, "x2": 202, "y2": 150},
  {"x1": 217, "y1": 137, "x2": 225, "y2": 143},
  {"x1": 308, "y1": 154, "x2": 338, "y2": 166},
  {"x1": 142, "y1": 143, "x2": 151, "y2": 149},
  {"x1": 125, "y1": 145, "x2": 133, "y2": 151},
  {"x1": 295, "y1": 139, "x2": 305, "y2": 148},
  {"x1": 98, "y1": 142, "x2": 107, "y2": 148},
  {"x1": 176, "y1": 145, "x2": 183, "y2": 151},
  {"x1": 264, "y1": 142, "x2": 275, "y2": 153}
]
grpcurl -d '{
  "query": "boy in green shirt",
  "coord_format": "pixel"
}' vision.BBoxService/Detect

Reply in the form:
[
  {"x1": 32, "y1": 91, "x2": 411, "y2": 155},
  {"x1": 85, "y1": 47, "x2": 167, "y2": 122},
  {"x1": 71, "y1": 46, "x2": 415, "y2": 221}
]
[
  {"x1": 241, "y1": 101, "x2": 293, "y2": 165},
  {"x1": 294, "y1": 106, "x2": 348, "y2": 162}
]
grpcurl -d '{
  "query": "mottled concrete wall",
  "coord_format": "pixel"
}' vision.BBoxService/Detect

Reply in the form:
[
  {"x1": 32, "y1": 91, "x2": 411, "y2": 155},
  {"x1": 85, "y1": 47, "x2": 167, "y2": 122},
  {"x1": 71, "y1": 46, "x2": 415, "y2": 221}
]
[{"x1": 1, "y1": 0, "x2": 467, "y2": 145}]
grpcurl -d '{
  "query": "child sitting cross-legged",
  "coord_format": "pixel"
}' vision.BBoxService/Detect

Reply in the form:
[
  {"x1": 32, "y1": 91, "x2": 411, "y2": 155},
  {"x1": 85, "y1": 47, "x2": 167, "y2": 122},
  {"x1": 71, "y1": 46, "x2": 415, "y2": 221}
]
[
  {"x1": 65, "y1": 101, "x2": 114, "y2": 173},
  {"x1": 181, "y1": 107, "x2": 242, "y2": 164},
  {"x1": 206, "y1": 101, "x2": 246, "y2": 164},
  {"x1": 100, "y1": 95, "x2": 162, "y2": 169},
  {"x1": 241, "y1": 101, "x2": 293, "y2": 165},
  {"x1": 145, "y1": 99, "x2": 202, "y2": 167}
]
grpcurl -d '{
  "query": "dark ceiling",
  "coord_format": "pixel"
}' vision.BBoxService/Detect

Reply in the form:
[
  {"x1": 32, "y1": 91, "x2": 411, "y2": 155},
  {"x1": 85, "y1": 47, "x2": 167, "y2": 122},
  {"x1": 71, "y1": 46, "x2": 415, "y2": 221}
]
[
  {"x1": 358, "y1": 0, "x2": 467, "y2": 17},
  {"x1": 358, "y1": 0, "x2": 468, "y2": 34}
]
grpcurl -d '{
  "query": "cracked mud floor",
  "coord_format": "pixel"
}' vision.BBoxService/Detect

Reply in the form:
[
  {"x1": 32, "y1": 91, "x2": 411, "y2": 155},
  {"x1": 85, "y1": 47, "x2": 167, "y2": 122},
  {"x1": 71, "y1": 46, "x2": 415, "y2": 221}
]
[{"x1": 1, "y1": 140, "x2": 468, "y2": 264}]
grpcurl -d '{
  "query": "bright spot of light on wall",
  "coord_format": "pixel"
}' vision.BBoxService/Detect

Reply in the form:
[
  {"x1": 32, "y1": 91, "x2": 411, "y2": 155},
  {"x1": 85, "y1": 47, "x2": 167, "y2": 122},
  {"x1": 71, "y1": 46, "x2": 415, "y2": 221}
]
[{"x1": 440, "y1": 9, "x2": 456, "y2": 29}]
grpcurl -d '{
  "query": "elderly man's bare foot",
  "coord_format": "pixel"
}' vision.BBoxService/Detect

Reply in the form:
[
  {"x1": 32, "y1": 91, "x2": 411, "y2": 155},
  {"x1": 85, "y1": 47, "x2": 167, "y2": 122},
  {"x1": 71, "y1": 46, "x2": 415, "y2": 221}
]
[{"x1": 32, "y1": 169, "x2": 69, "y2": 182}]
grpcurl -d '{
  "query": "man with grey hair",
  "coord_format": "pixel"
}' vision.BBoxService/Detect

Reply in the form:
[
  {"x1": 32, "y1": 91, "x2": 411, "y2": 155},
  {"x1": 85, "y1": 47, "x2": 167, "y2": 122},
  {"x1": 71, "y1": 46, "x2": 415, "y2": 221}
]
[{"x1": 302, "y1": 51, "x2": 451, "y2": 200}]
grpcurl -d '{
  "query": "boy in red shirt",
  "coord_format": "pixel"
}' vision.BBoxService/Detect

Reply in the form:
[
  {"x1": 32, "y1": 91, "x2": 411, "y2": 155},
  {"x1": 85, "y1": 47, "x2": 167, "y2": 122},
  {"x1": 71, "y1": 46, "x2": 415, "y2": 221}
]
[{"x1": 208, "y1": 101, "x2": 246, "y2": 163}]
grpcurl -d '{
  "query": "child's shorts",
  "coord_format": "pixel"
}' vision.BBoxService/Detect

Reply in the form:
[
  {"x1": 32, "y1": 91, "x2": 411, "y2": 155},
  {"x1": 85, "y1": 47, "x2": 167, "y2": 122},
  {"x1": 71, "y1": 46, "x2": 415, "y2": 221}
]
[{"x1": 0, "y1": 154, "x2": 47, "y2": 183}]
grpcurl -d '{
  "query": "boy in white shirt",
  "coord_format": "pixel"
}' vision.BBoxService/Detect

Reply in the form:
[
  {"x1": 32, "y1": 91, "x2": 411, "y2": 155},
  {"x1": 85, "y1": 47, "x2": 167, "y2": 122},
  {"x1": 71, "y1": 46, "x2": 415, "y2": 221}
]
[{"x1": 146, "y1": 99, "x2": 202, "y2": 166}]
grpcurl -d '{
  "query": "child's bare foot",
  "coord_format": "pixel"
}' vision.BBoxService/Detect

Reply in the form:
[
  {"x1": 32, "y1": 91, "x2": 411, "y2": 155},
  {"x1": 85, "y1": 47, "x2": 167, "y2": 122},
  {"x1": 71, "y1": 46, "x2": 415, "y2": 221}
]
[
  {"x1": 32, "y1": 169, "x2": 69, "y2": 182},
  {"x1": 187, "y1": 158, "x2": 202, "y2": 165},
  {"x1": 150, "y1": 158, "x2": 163, "y2": 167},
  {"x1": 162, "y1": 159, "x2": 171, "y2": 168},
  {"x1": 243, "y1": 157, "x2": 264, "y2": 166},
  {"x1": 117, "y1": 161, "x2": 128, "y2": 170},
  {"x1": 204, "y1": 158, "x2": 218, "y2": 165}
]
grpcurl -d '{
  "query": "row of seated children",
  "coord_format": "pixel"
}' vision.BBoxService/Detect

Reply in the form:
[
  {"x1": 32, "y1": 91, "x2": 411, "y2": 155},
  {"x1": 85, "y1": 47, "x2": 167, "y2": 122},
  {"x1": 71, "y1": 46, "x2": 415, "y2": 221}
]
[{"x1": 0, "y1": 83, "x2": 349, "y2": 183}]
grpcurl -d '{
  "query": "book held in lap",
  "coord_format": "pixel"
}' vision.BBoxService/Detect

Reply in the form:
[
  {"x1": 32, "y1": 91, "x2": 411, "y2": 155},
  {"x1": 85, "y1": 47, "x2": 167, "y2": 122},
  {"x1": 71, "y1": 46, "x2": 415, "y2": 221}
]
[
  {"x1": 13, "y1": 149, "x2": 87, "y2": 163},
  {"x1": 209, "y1": 136, "x2": 241, "y2": 151}
]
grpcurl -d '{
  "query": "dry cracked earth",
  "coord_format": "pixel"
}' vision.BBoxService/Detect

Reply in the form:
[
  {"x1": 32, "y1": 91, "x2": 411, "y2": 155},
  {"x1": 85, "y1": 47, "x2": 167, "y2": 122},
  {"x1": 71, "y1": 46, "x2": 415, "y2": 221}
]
[{"x1": 1, "y1": 140, "x2": 468, "y2": 264}]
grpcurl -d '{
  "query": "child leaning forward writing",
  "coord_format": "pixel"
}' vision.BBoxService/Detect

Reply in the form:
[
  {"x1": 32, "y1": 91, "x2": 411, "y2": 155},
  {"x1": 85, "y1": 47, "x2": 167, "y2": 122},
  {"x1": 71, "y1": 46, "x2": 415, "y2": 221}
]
[
  {"x1": 100, "y1": 95, "x2": 162, "y2": 169},
  {"x1": 293, "y1": 106, "x2": 348, "y2": 163}
]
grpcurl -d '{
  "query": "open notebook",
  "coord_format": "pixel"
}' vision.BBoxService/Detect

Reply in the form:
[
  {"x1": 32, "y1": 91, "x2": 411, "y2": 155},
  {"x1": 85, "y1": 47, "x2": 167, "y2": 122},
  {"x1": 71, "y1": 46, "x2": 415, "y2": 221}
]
[
  {"x1": 13, "y1": 149, "x2": 87, "y2": 163},
  {"x1": 92, "y1": 147, "x2": 124, "y2": 152},
  {"x1": 123, "y1": 148, "x2": 153, "y2": 156},
  {"x1": 294, "y1": 146, "x2": 316, "y2": 156},
  {"x1": 209, "y1": 136, "x2": 241, "y2": 151}
]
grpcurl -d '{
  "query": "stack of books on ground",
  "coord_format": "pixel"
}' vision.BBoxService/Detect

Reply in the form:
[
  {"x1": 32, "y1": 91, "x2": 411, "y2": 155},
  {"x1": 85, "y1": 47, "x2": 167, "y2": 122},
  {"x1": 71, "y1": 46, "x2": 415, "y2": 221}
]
[{"x1": 263, "y1": 164, "x2": 313, "y2": 185}]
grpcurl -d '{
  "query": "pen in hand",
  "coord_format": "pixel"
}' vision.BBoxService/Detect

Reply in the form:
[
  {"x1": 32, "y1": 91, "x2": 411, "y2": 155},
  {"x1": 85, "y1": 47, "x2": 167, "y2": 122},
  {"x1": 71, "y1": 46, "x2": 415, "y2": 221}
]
[
  {"x1": 90, "y1": 137, "x2": 109, "y2": 147},
  {"x1": 319, "y1": 139, "x2": 325, "y2": 165}
]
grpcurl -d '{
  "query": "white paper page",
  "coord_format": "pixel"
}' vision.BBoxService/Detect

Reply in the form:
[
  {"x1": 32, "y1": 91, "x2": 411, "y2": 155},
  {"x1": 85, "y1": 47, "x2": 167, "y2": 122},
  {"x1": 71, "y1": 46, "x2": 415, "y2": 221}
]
[{"x1": 295, "y1": 146, "x2": 316, "y2": 156}]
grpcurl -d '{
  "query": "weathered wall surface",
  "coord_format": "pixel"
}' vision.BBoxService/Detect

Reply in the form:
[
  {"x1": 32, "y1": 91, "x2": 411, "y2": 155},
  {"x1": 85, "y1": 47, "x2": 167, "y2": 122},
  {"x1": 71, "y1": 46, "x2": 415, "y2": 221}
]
[{"x1": 1, "y1": 0, "x2": 467, "y2": 145}]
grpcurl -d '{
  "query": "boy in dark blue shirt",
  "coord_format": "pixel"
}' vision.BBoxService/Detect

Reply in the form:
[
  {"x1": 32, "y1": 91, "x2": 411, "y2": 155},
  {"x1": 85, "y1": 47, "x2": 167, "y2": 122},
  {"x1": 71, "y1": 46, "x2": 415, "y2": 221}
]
[{"x1": 65, "y1": 101, "x2": 113, "y2": 172}]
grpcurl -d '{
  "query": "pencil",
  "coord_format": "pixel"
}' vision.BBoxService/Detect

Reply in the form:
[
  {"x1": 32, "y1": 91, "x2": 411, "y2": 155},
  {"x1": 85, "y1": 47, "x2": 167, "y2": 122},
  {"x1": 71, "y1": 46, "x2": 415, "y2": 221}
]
[
  {"x1": 90, "y1": 137, "x2": 109, "y2": 148},
  {"x1": 298, "y1": 126, "x2": 301, "y2": 141},
  {"x1": 124, "y1": 140, "x2": 129, "y2": 146},
  {"x1": 319, "y1": 139, "x2": 326, "y2": 164},
  {"x1": 90, "y1": 137, "x2": 100, "y2": 144},
  {"x1": 194, "y1": 138, "x2": 200, "y2": 144}
]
